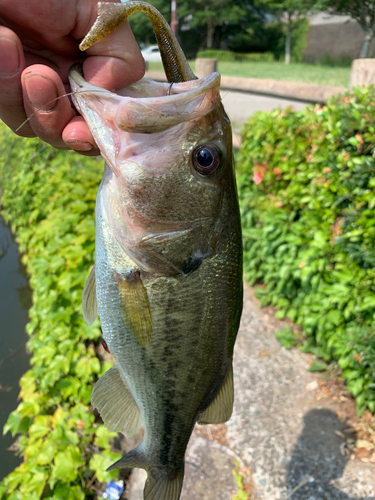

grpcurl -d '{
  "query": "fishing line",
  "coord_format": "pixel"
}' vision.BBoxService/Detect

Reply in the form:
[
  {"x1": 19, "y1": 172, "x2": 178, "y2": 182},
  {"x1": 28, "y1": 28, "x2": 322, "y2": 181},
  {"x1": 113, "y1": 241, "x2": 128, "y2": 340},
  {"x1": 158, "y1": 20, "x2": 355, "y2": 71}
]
[
  {"x1": 15, "y1": 89, "x2": 112, "y2": 133},
  {"x1": 16, "y1": 82, "x2": 179, "y2": 134}
]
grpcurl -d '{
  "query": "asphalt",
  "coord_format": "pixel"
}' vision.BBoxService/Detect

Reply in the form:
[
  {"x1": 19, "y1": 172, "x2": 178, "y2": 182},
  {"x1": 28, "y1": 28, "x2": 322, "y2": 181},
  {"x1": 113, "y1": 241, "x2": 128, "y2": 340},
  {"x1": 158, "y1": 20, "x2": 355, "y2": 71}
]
[
  {"x1": 219, "y1": 90, "x2": 307, "y2": 148},
  {"x1": 220, "y1": 89, "x2": 307, "y2": 130}
]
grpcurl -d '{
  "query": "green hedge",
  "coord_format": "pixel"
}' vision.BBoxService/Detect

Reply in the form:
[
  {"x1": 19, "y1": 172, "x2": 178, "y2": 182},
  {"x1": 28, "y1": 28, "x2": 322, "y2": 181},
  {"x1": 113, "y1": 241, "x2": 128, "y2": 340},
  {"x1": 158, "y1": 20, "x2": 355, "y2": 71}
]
[
  {"x1": 237, "y1": 86, "x2": 375, "y2": 415},
  {"x1": 0, "y1": 124, "x2": 121, "y2": 499},
  {"x1": 196, "y1": 50, "x2": 274, "y2": 62}
]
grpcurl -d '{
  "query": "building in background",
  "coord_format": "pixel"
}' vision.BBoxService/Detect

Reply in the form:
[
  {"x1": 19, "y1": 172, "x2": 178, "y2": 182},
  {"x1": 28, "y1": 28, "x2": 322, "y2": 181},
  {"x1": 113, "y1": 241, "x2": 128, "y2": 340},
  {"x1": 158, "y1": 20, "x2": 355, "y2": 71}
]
[{"x1": 304, "y1": 12, "x2": 375, "y2": 62}]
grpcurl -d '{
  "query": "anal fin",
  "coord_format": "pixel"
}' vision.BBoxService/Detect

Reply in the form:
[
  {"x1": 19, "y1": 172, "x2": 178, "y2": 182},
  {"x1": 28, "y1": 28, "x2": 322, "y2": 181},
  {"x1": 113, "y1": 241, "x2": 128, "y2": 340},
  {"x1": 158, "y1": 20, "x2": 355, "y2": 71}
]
[
  {"x1": 91, "y1": 363, "x2": 141, "y2": 437},
  {"x1": 82, "y1": 265, "x2": 98, "y2": 325},
  {"x1": 198, "y1": 363, "x2": 234, "y2": 425}
]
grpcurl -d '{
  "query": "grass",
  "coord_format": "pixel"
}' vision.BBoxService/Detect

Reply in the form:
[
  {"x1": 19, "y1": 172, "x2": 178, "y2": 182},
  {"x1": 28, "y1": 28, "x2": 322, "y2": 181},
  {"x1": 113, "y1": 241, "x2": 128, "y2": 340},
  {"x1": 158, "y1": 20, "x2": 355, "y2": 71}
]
[{"x1": 147, "y1": 61, "x2": 351, "y2": 88}]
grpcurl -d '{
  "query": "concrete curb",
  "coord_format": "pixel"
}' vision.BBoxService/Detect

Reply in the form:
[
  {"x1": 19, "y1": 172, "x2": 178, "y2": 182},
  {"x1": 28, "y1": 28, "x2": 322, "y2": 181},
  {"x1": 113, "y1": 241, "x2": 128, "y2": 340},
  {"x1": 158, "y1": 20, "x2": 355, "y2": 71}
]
[{"x1": 144, "y1": 71, "x2": 346, "y2": 104}]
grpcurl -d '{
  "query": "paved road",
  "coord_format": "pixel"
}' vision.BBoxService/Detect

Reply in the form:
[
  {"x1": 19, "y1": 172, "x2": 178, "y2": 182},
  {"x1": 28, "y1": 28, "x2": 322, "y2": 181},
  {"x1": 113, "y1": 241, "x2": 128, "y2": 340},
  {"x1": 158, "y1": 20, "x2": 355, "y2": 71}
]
[{"x1": 221, "y1": 90, "x2": 308, "y2": 145}]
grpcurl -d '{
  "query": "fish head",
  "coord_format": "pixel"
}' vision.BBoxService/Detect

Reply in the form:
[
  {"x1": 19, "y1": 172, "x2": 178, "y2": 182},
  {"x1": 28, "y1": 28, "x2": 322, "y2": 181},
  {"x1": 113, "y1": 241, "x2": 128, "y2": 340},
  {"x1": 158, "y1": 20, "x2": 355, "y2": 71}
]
[{"x1": 69, "y1": 65, "x2": 237, "y2": 275}]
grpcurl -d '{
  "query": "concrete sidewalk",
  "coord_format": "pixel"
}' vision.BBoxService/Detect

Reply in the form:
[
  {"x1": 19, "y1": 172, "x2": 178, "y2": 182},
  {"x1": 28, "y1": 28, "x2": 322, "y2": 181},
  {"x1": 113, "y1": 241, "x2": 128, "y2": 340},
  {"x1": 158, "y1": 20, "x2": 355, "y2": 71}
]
[
  {"x1": 220, "y1": 89, "x2": 307, "y2": 148},
  {"x1": 126, "y1": 284, "x2": 375, "y2": 500}
]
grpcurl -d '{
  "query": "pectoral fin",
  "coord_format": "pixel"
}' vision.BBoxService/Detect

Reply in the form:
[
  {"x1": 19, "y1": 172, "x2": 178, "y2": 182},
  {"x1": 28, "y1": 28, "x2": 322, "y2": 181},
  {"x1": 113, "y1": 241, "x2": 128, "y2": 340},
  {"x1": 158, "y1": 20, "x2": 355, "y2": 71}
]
[
  {"x1": 82, "y1": 265, "x2": 98, "y2": 325},
  {"x1": 115, "y1": 271, "x2": 152, "y2": 347},
  {"x1": 198, "y1": 363, "x2": 234, "y2": 425},
  {"x1": 91, "y1": 363, "x2": 142, "y2": 437}
]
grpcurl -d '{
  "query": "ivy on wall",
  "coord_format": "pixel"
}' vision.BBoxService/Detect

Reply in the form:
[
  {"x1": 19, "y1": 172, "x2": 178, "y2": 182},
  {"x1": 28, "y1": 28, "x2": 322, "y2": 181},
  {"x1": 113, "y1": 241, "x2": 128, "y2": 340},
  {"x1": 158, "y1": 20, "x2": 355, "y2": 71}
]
[{"x1": 0, "y1": 125, "x2": 120, "y2": 499}]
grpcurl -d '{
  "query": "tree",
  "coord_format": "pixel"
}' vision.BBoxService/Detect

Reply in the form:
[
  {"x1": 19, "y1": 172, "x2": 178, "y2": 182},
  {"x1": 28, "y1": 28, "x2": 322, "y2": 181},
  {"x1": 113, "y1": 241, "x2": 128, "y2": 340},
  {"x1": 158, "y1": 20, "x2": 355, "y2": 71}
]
[
  {"x1": 315, "y1": 0, "x2": 375, "y2": 58},
  {"x1": 179, "y1": 0, "x2": 247, "y2": 49},
  {"x1": 255, "y1": 0, "x2": 311, "y2": 63}
]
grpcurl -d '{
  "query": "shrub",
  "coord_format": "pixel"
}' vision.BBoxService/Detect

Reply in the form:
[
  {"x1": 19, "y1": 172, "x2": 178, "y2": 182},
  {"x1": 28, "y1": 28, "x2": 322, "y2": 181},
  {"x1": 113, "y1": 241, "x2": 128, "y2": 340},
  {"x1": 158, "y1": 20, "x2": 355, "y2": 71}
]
[
  {"x1": 0, "y1": 124, "x2": 121, "y2": 498},
  {"x1": 197, "y1": 49, "x2": 274, "y2": 62},
  {"x1": 237, "y1": 86, "x2": 375, "y2": 415}
]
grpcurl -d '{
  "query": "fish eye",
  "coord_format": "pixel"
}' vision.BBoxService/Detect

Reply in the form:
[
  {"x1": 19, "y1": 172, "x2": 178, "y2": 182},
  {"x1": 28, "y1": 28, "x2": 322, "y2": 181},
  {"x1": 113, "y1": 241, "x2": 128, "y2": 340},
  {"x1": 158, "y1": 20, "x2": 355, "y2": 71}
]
[{"x1": 192, "y1": 145, "x2": 220, "y2": 175}]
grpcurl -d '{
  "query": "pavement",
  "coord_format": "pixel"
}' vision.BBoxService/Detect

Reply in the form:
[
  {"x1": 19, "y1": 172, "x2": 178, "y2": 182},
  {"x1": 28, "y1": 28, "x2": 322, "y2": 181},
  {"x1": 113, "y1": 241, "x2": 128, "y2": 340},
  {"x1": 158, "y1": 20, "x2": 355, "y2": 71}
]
[
  {"x1": 219, "y1": 89, "x2": 307, "y2": 148},
  {"x1": 219, "y1": 75, "x2": 345, "y2": 105},
  {"x1": 123, "y1": 284, "x2": 375, "y2": 500}
]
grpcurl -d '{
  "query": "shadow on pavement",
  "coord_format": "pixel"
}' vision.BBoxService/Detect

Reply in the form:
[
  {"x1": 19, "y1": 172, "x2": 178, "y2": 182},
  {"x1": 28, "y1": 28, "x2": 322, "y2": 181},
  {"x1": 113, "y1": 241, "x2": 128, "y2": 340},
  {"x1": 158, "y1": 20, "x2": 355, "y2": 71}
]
[{"x1": 286, "y1": 408, "x2": 370, "y2": 500}]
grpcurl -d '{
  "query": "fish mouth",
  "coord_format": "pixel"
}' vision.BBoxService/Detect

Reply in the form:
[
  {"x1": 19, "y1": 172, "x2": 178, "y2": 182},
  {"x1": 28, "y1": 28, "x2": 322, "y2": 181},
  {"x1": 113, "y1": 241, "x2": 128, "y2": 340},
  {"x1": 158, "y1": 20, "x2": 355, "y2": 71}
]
[
  {"x1": 69, "y1": 63, "x2": 220, "y2": 101},
  {"x1": 69, "y1": 63, "x2": 221, "y2": 134}
]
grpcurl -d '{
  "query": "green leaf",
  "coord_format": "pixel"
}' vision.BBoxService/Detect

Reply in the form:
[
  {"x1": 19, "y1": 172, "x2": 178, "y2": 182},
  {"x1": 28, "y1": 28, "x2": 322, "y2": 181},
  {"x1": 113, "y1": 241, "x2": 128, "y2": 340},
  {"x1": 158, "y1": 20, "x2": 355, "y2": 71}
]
[
  {"x1": 51, "y1": 446, "x2": 84, "y2": 482},
  {"x1": 37, "y1": 441, "x2": 57, "y2": 465},
  {"x1": 20, "y1": 472, "x2": 47, "y2": 497},
  {"x1": 312, "y1": 231, "x2": 327, "y2": 248},
  {"x1": 326, "y1": 310, "x2": 342, "y2": 326},
  {"x1": 29, "y1": 416, "x2": 51, "y2": 440},
  {"x1": 94, "y1": 425, "x2": 118, "y2": 449},
  {"x1": 3, "y1": 411, "x2": 22, "y2": 437},
  {"x1": 89, "y1": 453, "x2": 121, "y2": 483},
  {"x1": 275, "y1": 326, "x2": 299, "y2": 349},
  {"x1": 52, "y1": 483, "x2": 85, "y2": 500},
  {"x1": 308, "y1": 360, "x2": 328, "y2": 372}
]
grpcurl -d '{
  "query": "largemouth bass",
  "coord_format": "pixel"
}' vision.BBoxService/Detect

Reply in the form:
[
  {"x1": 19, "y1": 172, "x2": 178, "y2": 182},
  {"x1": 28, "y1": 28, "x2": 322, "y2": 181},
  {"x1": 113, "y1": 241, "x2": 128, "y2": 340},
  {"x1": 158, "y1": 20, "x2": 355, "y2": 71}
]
[{"x1": 69, "y1": 3, "x2": 243, "y2": 499}]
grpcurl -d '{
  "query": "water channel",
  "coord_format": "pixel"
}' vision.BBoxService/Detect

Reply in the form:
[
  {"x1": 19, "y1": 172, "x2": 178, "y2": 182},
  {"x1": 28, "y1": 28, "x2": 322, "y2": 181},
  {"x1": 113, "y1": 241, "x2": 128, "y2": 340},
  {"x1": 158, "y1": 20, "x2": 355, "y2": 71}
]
[{"x1": 0, "y1": 216, "x2": 32, "y2": 480}]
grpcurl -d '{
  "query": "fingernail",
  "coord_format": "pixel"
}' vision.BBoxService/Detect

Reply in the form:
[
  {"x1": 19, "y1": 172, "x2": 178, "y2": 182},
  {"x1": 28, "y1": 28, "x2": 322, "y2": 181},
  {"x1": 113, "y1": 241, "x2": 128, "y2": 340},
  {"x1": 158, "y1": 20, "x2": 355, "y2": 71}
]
[
  {"x1": 0, "y1": 37, "x2": 21, "y2": 77},
  {"x1": 65, "y1": 141, "x2": 94, "y2": 152},
  {"x1": 23, "y1": 73, "x2": 58, "y2": 111}
]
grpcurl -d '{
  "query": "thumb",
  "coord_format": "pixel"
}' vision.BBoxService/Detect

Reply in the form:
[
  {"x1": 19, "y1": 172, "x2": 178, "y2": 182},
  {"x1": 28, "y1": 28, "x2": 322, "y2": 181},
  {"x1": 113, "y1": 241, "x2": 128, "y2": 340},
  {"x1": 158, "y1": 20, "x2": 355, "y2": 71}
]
[{"x1": 80, "y1": 15, "x2": 145, "y2": 90}]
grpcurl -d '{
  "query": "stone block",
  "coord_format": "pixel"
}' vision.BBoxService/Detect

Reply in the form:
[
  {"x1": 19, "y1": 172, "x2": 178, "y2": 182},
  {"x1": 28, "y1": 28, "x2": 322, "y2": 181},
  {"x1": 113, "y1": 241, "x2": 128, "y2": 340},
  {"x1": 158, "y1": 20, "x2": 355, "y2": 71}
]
[
  {"x1": 195, "y1": 58, "x2": 217, "y2": 78},
  {"x1": 350, "y1": 58, "x2": 375, "y2": 88}
]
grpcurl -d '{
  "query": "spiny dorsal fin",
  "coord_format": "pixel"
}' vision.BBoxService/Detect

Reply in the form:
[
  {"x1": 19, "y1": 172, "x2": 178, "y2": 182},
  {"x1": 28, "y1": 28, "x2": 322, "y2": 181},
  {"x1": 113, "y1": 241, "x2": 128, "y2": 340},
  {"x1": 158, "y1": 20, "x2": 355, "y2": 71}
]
[
  {"x1": 198, "y1": 363, "x2": 234, "y2": 425},
  {"x1": 116, "y1": 271, "x2": 152, "y2": 347},
  {"x1": 91, "y1": 363, "x2": 142, "y2": 437},
  {"x1": 82, "y1": 265, "x2": 98, "y2": 325}
]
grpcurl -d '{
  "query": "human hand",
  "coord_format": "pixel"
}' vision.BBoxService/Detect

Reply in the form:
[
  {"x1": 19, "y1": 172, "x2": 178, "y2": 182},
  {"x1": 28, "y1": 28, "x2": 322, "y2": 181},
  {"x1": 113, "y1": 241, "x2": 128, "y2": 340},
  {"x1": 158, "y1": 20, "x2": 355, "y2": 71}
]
[{"x1": 0, "y1": 0, "x2": 145, "y2": 155}]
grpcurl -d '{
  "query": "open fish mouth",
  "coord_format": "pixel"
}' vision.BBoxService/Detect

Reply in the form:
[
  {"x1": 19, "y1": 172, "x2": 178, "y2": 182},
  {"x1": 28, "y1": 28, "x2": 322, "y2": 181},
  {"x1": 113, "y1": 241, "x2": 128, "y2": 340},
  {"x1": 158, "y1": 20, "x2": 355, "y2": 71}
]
[
  {"x1": 68, "y1": 64, "x2": 225, "y2": 178},
  {"x1": 69, "y1": 63, "x2": 221, "y2": 135}
]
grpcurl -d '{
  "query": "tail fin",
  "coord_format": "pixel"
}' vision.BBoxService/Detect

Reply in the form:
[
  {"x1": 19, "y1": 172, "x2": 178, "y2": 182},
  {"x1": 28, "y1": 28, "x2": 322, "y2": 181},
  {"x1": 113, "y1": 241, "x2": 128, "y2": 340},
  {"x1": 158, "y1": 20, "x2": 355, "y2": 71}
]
[
  {"x1": 144, "y1": 466, "x2": 184, "y2": 500},
  {"x1": 107, "y1": 448, "x2": 185, "y2": 500}
]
